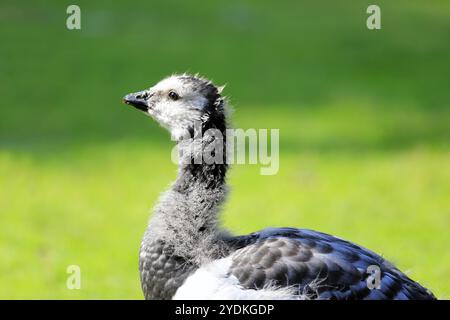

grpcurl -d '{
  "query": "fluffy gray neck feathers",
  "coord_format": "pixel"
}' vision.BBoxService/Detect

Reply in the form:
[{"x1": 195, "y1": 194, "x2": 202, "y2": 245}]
[{"x1": 146, "y1": 133, "x2": 230, "y2": 265}]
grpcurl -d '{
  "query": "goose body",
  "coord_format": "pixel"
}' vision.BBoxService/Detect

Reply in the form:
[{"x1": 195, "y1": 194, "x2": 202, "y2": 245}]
[
  {"x1": 140, "y1": 227, "x2": 435, "y2": 300},
  {"x1": 124, "y1": 74, "x2": 435, "y2": 300}
]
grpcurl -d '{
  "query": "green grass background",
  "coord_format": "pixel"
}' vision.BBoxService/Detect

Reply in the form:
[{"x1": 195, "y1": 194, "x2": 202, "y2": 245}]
[{"x1": 0, "y1": 0, "x2": 449, "y2": 299}]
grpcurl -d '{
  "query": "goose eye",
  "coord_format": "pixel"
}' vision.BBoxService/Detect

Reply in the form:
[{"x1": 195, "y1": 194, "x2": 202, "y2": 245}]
[{"x1": 168, "y1": 91, "x2": 179, "y2": 101}]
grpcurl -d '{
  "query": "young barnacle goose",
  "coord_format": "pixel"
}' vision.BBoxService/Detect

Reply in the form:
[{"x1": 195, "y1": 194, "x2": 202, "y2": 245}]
[{"x1": 123, "y1": 74, "x2": 435, "y2": 300}]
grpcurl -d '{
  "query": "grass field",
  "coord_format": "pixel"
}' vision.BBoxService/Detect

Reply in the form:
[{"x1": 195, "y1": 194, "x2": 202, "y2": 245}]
[{"x1": 0, "y1": 1, "x2": 449, "y2": 299}]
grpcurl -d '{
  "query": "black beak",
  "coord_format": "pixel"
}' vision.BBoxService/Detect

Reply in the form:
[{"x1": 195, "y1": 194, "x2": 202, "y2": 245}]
[{"x1": 123, "y1": 92, "x2": 149, "y2": 112}]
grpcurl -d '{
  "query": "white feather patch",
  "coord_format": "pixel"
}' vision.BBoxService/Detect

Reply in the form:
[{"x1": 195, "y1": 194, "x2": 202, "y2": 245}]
[{"x1": 173, "y1": 257, "x2": 298, "y2": 300}]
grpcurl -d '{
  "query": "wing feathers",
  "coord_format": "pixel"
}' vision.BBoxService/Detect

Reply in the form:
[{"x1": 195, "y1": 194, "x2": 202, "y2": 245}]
[{"x1": 227, "y1": 228, "x2": 435, "y2": 300}]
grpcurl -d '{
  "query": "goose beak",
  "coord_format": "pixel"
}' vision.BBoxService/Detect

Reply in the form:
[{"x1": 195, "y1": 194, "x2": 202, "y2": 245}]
[{"x1": 123, "y1": 92, "x2": 148, "y2": 112}]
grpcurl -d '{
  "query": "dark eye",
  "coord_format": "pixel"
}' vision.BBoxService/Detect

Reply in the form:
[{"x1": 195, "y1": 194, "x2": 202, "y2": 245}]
[{"x1": 168, "y1": 91, "x2": 179, "y2": 100}]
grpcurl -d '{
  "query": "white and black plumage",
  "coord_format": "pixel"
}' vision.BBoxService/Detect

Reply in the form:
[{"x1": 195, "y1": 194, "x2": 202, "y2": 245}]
[{"x1": 123, "y1": 74, "x2": 435, "y2": 300}]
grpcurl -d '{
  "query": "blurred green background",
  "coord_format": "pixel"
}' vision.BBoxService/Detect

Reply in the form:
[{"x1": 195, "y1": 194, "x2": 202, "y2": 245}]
[{"x1": 0, "y1": 0, "x2": 449, "y2": 299}]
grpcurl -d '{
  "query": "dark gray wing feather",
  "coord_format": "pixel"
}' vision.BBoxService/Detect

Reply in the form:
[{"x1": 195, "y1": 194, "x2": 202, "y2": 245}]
[{"x1": 227, "y1": 228, "x2": 435, "y2": 300}]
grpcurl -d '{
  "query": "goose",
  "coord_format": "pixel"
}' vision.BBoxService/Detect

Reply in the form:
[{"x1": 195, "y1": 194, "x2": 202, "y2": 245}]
[{"x1": 123, "y1": 74, "x2": 435, "y2": 300}]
